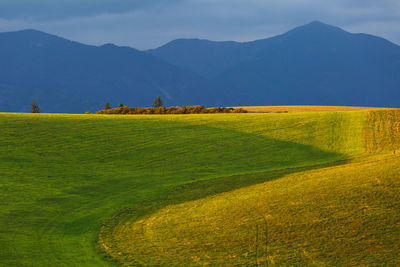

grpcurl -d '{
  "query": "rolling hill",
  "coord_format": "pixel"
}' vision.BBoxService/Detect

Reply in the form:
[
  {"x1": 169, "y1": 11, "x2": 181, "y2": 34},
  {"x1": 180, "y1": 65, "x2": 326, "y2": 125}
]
[
  {"x1": 100, "y1": 109, "x2": 400, "y2": 266},
  {"x1": 1, "y1": 109, "x2": 399, "y2": 265},
  {"x1": 109, "y1": 153, "x2": 400, "y2": 266}
]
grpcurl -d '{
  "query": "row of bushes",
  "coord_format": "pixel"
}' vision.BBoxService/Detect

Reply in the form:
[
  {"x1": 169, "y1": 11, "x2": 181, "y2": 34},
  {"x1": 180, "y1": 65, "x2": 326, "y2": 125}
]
[{"x1": 96, "y1": 105, "x2": 247, "y2": 114}]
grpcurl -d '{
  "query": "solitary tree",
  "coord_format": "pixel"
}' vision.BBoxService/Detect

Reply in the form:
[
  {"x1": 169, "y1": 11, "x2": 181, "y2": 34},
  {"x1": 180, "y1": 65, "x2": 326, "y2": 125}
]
[
  {"x1": 157, "y1": 95, "x2": 163, "y2": 107},
  {"x1": 119, "y1": 103, "x2": 124, "y2": 107},
  {"x1": 153, "y1": 97, "x2": 158, "y2": 108},
  {"x1": 31, "y1": 99, "x2": 40, "y2": 113},
  {"x1": 105, "y1": 102, "x2": 111, "y2": 110},
  {"x1": 153, "y1": 95, "x2": 163, "y2": 108}
]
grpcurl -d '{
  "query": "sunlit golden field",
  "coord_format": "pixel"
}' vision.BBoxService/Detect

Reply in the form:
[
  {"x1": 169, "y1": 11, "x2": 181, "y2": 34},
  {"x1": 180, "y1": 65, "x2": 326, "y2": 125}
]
[
  {"x1": 237, "y1": 105, "x2": 387, "y2": 113},
  {"x1": 0, "y1": 109, "x2": 399, "y2": 266},
  {"x1": 109, "y1": 154, "x2": 399, "y2": 266}
]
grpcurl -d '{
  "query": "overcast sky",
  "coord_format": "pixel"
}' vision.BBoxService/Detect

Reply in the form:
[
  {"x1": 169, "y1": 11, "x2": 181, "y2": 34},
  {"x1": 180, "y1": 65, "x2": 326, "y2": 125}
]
[{"x1": 0, "y1": 0, "x2": 399, "y2": 50}]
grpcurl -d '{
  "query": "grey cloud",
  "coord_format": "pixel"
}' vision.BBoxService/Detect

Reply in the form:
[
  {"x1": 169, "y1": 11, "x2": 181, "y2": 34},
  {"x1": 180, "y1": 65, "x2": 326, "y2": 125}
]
[
  {"x1": 0, "y1": 0, "x2": 182, "y2": 20},
  {"x1": 0, "y1": 0, "x2": 399, "y2": 49}
]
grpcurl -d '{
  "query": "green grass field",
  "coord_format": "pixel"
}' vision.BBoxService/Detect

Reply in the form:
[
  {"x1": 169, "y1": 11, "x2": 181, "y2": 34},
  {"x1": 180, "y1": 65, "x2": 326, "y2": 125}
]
[
  {"x1": 0, "y1": 109, "x2": 399, "y2": 266},
  {"x1": 108, "y1": 154, "x2": 400, "y2": 266},
  {"x1": 237, "y1": 105, "x2": 384, "y2": 113}
]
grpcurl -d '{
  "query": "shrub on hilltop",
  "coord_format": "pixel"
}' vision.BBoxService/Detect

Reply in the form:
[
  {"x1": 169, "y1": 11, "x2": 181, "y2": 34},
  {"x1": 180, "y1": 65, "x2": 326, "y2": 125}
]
[{"x1": 96, "y1": 105, "x2": 247, "y2": 115}]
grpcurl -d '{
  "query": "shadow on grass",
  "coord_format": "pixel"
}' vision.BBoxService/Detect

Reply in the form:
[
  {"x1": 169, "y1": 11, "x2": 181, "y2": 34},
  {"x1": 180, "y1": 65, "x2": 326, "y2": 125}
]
[
  {"x1": 95, "y1": 117, "x2": 357, "y2": 264},
  {"x1": 0, "y1": 114, "x2": 350, "y2": 265},
  {"x1": 99, "y1": 156, "x2": 349, "y2": 264}
]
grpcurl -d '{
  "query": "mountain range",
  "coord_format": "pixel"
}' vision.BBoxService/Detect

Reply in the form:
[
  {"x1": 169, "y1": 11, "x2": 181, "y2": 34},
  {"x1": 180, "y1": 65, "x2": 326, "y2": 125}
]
[{"x1": 1, "y1": 21, "x2": 399, "y2": 113}]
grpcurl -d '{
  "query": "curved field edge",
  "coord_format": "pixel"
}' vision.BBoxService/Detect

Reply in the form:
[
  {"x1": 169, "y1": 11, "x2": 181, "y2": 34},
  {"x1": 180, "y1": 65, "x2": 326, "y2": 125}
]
[
  {"x1": 99, "y1": 110, "x2": 400, "y2": 266},
  {"x1": 0, "y1": 111, "x2": 366, "y2": 266},
  {"x1": 106, "y1": 154, "x2": 400, "y2": 266}
]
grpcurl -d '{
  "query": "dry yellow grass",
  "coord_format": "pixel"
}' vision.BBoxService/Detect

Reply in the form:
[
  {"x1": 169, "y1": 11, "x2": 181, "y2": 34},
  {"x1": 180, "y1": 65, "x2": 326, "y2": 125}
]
[{"x1": 236, "y1": 105, "x2": 389, "y2": 113}]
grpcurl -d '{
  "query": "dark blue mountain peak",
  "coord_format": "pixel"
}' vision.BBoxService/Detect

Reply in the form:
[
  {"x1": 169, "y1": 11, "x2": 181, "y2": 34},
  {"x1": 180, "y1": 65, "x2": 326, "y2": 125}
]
[
  {"x1": 0, "y1": 28, "x2": 85, "y2": 49},
  {"x1": 14, "y1": 28, "x2": 42, "y2": 34},
  {"x1": 0, "y1": 28, "x2": 228, "y2": 113},
  {"x1": 3, "y1": 28, "x2": 61, "y2": 39},
  {"x1": 148, "y1": 21, "x2": 400, "y2": 108},
  {"x1": 307, "y1": 20, "x2": 332, "y2": 27},
  {"x1": 284, "y1": 20, "x2": 348, "y2": 37}
]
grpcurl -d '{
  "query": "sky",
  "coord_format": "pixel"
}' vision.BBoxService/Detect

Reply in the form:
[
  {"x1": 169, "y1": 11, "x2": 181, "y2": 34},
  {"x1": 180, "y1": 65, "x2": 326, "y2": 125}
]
[{"x1": 0, "y1": 0, "x2": 399, "y2": 50}]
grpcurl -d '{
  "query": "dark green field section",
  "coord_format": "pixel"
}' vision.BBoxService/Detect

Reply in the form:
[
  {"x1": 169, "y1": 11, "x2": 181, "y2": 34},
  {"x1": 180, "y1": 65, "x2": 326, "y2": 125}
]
[{"x1": 0, "y1": 110, "x2": 398, "y2": 266}]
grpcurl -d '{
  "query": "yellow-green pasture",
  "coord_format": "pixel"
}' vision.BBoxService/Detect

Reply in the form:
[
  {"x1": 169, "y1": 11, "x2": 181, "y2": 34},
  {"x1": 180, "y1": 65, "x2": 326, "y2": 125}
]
[
  {"x1": 108, "y1": 154, "x2": 399, "y2": 266},
  {"x1": 0, "y1": 110, "x2": 398, "y2": 266},
  {"x1": 236, "y1": 105, "x2": 386, "y2": 113}
]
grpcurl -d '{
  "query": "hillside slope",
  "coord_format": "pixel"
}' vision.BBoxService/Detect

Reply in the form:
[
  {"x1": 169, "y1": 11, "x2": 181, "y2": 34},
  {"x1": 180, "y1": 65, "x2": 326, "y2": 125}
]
[
  {"x1": 0, "y1": 110, "x2": 371, "y2": 266},
  {"x1": 100, "y1": 110, "x2": 400, "y2": 266},
  {"x1": 110, "y1": 155, "x2": 400, "y2": 266}
]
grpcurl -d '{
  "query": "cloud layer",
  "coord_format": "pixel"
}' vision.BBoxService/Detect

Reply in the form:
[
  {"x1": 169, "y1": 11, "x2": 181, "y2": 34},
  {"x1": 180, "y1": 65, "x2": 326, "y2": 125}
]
[
  {"x1": 0, "y1": 0, "x2": 399, "y2": 49},
  {"x1": 0, "y1": 0, "x2": 182, "y2": 20}
]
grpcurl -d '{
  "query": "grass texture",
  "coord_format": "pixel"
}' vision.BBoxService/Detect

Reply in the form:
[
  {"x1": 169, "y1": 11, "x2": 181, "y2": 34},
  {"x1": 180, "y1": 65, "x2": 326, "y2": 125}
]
[
  {"x1": 109, "y1": 155, "x2": 400, "y2": 266},
  {"x1": 236, "y1": 105, "x2": 385, "y2": 113},
  {"x1": 0, "y1": 110, "x2": 398, "y2": 266}
]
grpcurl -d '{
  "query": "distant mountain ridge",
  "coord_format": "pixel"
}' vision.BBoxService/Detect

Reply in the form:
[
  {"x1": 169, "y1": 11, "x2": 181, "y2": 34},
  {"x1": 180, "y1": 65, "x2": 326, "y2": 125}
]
[
  {"x1": 149, "y1": 21, "x2": 400, "y2": 107},
  {"x1": 146, "y1": 21, "x2": 366, "y2": 78},
  {"x1": 0, "y1": 29, "x2": 230, "y2": 113},
  {"x1": 1, "y1": 21, "x2": 400, "y2": 112}
]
